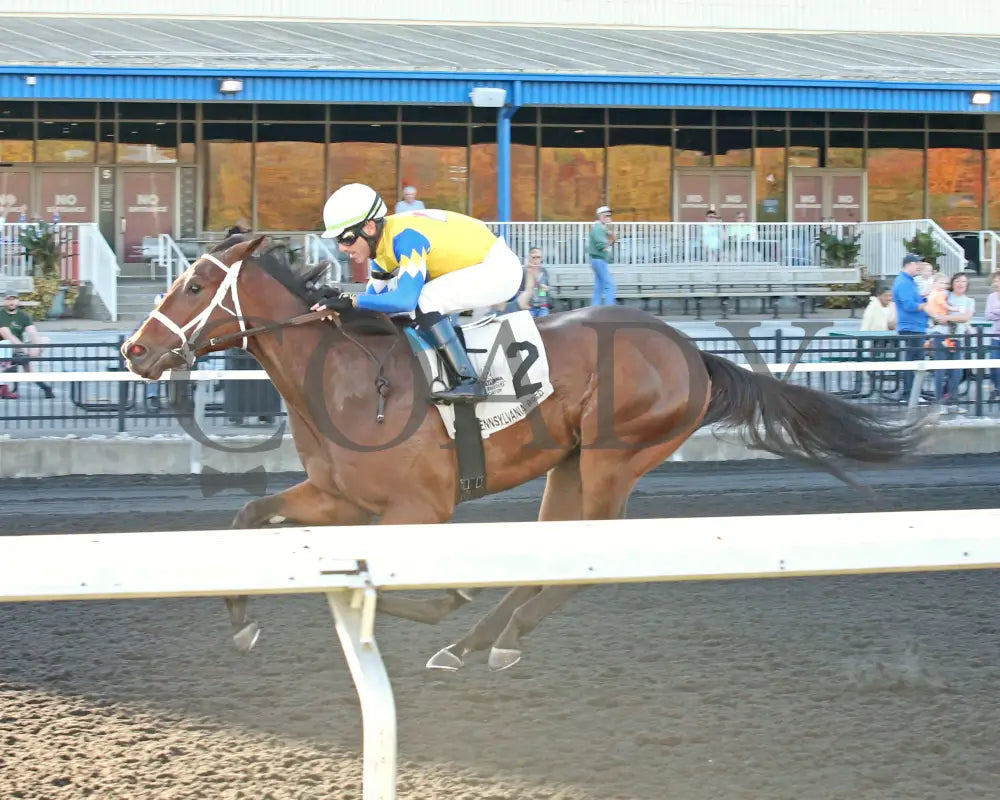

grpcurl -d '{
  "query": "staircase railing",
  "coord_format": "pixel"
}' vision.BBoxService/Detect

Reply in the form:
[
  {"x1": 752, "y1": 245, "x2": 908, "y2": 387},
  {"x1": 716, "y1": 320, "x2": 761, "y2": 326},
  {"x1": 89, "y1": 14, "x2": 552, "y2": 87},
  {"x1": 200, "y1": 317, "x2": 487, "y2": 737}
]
[
  {"x1": 156, "y1": 234, "x2": 192, "y2": 289},
  {"x1": 304, "y1": 233, "x2": 343, "y2": 283},
  {"x1": 76, "y1": 224, "x2": 120, "y2": 322},
  {"x1": 980, "y1": 230, "x2": 1000, "y2": 276}
]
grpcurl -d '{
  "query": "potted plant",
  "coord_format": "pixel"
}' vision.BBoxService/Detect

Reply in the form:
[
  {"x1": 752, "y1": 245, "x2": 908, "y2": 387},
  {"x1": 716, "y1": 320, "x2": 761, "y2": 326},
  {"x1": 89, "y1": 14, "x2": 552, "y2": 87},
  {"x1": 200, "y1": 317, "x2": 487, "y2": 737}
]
[
  {"x1": 903, "y1": 229, "x2": 945, "y2": 268},
  {"x1": 818, "y1": 227, "x2": 869, "y2": 309},
  {"x1": 18, "y1": 221, "x2": 78, "y2": 320},
  {"x1": 818, "y1": 227, "x2": 863, "y2": 269}
]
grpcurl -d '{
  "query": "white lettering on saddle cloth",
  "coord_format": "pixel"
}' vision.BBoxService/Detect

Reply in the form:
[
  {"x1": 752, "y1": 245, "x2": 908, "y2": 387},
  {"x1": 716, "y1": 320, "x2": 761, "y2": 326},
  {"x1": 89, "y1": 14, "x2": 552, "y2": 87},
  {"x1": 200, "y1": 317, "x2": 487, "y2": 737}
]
[{"x1": 412, "y1": 310, "x2": 554, "y2": 439}]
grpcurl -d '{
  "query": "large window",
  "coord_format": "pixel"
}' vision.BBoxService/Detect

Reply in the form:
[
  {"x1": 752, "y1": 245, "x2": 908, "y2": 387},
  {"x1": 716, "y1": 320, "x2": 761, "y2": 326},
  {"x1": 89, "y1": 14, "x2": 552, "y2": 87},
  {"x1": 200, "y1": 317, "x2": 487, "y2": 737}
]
[
  {"x1": 328, "y1": 124, "x2": 398, "y2": 213},
  {"x1": 399, "y1": 125, "x2": 467, "y2": 213},
  {"x1": 927, "y1": 130, "x2": 984, "y2": 229},
  {"x1": 255, "y1": 123, "x2": 325, "y2": 230},
  {"x1": 37, "y1": 121, "x2": 95, "y2": 163},
  {"x1": 607, "y1": 127, "x2": 671, "y2": 221},
  {"x1": 510, "y1": 126, "x2": 537, "y2": 221},
  {"x1": 469, "y1": 125, "x2": 497, "y2": 220},
  {"x1": 202, "y1": 123, "x2": 252, "y2": 233},
  {"x1": 867, "y1": 130, "x2": 925, "y2": 220},
  {"x1": 755, "y1": 128, "x2": 786, "y2": 220},
  {"x1": 989, "y1": 133, "x2": 1000, "y2": 231},
  {"x1": 0, "y1": 120, "x2": 33, "y2": 162},
  {"x1": 539, "y1": 126, "x2": 604, "y2": 220}
]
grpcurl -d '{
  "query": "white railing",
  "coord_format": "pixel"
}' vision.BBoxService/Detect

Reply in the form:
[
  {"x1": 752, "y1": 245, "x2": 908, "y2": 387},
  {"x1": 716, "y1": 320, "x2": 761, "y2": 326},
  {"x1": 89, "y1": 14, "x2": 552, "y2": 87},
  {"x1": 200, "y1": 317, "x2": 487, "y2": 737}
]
[
  {"x1": 0, "y1": 222, "x2": 32, "y2": 278},
  {"x1": 77, "y1": 224, "x2": 119, "y2": 322},
  {"x1": 858, "y1": 219, "x2": 968, "y2": 278},
  {"x1": 156, "y1": 233, "x2": 192, "y2": 289},
  {"x1": 1, "y1": 509, "x2": 998, "y2": 800},
  {"x1": 484, "y1": 220, "x2": 969, "y2": 277},
  {"x1": 0, "y1": 222, "x2": 119, "y2": 321},
  {"x1": 304, "y1": 232, "x2": 344, "y2": 283},
  {"x1": 980, "y1": 230, "x2": 1000, "y2": 276}
]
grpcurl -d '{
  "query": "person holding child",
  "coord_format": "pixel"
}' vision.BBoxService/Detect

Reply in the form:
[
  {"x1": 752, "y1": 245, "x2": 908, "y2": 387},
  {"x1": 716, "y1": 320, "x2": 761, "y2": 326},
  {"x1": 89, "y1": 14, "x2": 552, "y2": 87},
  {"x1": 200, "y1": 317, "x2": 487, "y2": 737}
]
[{"x1": 928, "y1": 271, "x2": 975, "y2": 412}]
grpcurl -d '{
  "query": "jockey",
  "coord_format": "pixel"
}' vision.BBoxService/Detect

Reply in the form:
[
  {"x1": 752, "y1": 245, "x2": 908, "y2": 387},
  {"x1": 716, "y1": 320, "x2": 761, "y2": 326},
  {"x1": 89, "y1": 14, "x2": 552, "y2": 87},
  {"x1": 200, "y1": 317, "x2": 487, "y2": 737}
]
[{"x1": 316, "y1": 183, "x2": 523, "y2": 402}]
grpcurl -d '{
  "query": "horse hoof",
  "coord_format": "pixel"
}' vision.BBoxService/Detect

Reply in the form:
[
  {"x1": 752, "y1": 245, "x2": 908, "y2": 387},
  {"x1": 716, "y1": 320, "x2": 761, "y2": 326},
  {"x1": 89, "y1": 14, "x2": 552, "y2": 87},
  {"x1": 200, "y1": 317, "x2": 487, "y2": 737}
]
[
  {"x1": 232, "y1": 621, "x2": 261, "y2": 653},
  {"x1": 426, "y1": 644, "x2": 465, "y2": 671},
  {"x1": 488, "y1": 647, "x2": 522, "y2": 672}
]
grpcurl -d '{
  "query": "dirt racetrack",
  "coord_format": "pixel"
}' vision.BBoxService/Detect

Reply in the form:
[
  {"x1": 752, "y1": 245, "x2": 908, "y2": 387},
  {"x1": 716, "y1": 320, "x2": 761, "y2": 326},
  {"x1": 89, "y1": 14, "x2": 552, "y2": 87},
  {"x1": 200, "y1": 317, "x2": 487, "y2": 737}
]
[{"x1": 3, "y1": 456, "x2": 1000, "y2": 800}]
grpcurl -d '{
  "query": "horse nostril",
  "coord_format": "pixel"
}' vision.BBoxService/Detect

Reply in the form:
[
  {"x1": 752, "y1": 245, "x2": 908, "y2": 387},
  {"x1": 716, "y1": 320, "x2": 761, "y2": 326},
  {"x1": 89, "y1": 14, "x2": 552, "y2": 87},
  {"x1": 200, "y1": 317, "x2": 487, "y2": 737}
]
[{"x1": 127, "y1": 343, "x2": 147, "y2": 358}]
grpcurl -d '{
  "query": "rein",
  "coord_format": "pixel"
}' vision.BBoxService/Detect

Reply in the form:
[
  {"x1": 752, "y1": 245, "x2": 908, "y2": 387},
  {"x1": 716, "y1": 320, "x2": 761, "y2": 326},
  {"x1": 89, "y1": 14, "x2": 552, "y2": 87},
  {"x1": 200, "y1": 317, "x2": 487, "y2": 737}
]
[
  {"x1": 209, "y1": 305, "x2": 404, "y2": 425},
  {"x1": 207, "y1": 308, "x2": 332, "y2": 349},
  {"x1": 155, "y1": 250, "x2": 405, "y2": 424}
]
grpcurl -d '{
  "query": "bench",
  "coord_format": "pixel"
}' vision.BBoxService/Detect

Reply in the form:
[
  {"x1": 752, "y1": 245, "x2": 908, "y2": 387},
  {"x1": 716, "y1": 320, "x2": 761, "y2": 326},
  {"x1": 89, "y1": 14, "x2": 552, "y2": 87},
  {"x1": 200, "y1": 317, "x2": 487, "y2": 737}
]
[{"x1": 545, "y1": 265, "x2": 869, "y2": 319}]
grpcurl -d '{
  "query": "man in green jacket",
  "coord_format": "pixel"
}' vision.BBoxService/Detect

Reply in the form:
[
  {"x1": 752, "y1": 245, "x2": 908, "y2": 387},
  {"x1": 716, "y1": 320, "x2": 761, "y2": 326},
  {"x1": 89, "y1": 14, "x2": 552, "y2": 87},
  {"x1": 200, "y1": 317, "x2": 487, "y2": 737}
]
[
  {"x1": 0, "y1": 292, "x2": 54, "y2": 399},
  {"x1": 588, "y1": 206, "x2": 617, "y2": 306}
]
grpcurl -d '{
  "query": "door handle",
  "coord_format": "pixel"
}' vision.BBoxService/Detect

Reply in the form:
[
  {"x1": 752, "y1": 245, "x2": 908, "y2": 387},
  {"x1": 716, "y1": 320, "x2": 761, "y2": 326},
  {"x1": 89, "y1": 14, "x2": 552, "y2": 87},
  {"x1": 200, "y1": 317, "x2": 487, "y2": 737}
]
[{"x1": 120, "y1": 217, "x2": 126, "y2": 233}]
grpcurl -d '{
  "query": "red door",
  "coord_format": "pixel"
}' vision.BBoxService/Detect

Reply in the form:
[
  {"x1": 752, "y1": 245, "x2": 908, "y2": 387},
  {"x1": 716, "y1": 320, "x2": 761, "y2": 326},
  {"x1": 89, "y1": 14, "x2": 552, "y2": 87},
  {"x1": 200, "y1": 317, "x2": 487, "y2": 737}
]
[
  {"x1": 0, "y1": 170, "x2": 31, "y2": 223},
  {"x1": 675, "y1": 173, "x2": 711, "y2": 222},
  {"x1": 120, "y1": 171, "x2": 175, "y2": 263},
  {"x1": 791, "y1": 175, "x2": 824, "y2": 222},
  {"x1": 830, "y1": 175, "x2": 863, "y2": 222},
  {"x1": 40, "y1": 171, "x2": 95, "y2": 224},
  {"x1": 716, "y1": 174, "x2": 752, "y2": 221}
]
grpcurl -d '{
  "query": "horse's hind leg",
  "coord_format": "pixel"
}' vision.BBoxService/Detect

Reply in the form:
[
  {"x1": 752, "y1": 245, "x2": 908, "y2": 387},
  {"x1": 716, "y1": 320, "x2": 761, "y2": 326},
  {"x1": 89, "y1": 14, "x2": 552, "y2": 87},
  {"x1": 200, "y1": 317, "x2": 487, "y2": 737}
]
[
  {"x1": 427, "y1": 454, "x2": 582, "y2": 671},
  {"x1": 226, "y1": 480, "x2": 373, "y2": 653},
  {"x1": 488, "y1": 451, "x2": 640, "y2": 672},
  {"x1": 368, "y1": 499, "x2": 485, "y2": 627}
]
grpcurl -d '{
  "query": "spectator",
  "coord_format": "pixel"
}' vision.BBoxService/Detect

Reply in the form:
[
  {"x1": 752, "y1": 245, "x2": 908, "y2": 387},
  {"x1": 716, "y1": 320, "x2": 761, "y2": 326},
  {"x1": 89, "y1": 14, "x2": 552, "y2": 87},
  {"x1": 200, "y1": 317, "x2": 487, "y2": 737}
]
[
  {"x1": 986, "y1": 271, "x2": 1000, "y2": 402},
  {"x1": 516, "y1": 247, "x2": 552, "y2": 318},
  {"x1": 226, "y1": 217, "x2": 251, "y2": 237},
  {"x1": 929, "y1": 271, "x2": 975, "y2": 413},
  {"x1": 701, "y1": 209, "x2": 723, "y2": 263},
  {"x1": 860, "y1": 284, "x2": 897, "y2": 331},
  {"x1": 588, "y1": 205, "x2": 616, "y2": 306},
  {"x1": 394, "y1": 186, "x2": 425, "y2": 213},
  {"x1": 726, "y1": 211, "x2": 757, "y2": 261},
  {"x1": 0, "y1": 291, "x2": 54, "y2": 399},
  {"x1": 892, "y1": 253, "x2": 934, "y2": 405},
  {"x1": 915, "y1": 261, "x2": 935, "y2": 298}
]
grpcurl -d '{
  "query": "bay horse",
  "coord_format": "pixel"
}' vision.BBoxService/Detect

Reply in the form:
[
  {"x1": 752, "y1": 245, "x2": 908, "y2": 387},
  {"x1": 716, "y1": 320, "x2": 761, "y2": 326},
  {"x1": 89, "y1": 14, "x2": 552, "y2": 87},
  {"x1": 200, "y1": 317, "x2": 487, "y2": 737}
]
[{"x1": 122, "y1": 234, "x2": 926, "y2": 672}]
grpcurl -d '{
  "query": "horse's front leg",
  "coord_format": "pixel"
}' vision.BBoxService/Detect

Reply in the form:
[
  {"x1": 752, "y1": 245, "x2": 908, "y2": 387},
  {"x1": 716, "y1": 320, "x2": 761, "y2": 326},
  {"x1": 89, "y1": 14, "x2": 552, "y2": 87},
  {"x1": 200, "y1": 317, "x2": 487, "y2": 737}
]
[
  {"x1": 226, "y1": 479, "x2": 373, "y2": 653},
  {"x1": 371, "y1": 499, "x2": 485, "y2": 627}
]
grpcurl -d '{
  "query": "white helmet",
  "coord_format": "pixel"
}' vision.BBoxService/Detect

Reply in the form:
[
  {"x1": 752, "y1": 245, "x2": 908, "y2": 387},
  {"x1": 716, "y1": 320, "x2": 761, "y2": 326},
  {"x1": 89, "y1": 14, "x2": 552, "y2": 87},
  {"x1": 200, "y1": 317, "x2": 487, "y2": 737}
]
[{"x1": 321, "y1": 183, "x2": 388, "y2": 239}]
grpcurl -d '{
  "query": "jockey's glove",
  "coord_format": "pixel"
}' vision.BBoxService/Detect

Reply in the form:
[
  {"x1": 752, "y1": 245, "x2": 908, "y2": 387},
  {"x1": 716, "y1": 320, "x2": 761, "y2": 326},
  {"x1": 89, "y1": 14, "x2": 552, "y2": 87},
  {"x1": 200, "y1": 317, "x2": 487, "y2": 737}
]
[{"x1": 323, "y1": 292, "x2": 356, "y2": 312}]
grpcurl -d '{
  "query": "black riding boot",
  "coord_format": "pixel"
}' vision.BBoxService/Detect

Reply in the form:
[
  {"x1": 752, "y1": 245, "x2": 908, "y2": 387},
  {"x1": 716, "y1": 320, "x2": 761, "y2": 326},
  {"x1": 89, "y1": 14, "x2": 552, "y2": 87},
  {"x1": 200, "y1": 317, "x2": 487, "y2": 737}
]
[{"x1": 425, "y1": 317, "x2": 486, "y2": 403}]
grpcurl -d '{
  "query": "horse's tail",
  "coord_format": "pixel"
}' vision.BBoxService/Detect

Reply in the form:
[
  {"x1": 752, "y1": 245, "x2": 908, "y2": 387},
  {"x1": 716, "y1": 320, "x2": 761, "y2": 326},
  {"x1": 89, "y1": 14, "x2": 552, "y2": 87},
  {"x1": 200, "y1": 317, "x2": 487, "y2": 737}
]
[{"x1": 698, "y1": 351, "x2": 930, "y2": 489}]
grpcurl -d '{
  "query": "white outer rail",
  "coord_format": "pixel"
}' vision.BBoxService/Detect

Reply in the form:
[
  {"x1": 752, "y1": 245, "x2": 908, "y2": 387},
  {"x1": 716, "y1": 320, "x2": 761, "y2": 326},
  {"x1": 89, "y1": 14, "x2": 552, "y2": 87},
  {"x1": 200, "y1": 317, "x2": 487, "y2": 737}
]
[{"x1": 1, "y1": 511, "x2": 1000, "y2": 799}]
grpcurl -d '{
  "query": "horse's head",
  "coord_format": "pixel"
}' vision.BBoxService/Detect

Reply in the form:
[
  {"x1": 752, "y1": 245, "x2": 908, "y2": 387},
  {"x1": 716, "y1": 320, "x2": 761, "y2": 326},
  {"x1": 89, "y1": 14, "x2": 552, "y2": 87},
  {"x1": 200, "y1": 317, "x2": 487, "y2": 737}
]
[{"x1": 122, "y1": 233, "x2": 274, "y2": 379}]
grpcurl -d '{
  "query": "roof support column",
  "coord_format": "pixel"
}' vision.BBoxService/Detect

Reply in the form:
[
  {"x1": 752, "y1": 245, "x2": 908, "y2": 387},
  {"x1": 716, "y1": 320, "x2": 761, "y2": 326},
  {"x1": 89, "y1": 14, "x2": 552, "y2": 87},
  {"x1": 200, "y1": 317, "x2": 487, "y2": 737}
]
[{"x1": 496, "y1": 81, "x2": 521, "y2": 225}]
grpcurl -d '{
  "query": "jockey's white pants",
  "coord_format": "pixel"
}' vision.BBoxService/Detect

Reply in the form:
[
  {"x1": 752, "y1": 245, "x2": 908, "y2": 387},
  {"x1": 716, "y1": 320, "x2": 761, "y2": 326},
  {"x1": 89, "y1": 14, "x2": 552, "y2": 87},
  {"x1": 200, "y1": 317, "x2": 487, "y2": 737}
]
[{"x1": 417, "y1": 237, "x2": 523, "y2": 316}]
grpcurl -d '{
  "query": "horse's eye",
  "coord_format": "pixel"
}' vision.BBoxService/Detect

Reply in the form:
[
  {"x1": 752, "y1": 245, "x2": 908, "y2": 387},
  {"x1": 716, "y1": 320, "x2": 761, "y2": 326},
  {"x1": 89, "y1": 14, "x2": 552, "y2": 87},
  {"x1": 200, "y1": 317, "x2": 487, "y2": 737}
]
[{"x1": 188, "y1": 284, "x2": 202, "y2": 295}]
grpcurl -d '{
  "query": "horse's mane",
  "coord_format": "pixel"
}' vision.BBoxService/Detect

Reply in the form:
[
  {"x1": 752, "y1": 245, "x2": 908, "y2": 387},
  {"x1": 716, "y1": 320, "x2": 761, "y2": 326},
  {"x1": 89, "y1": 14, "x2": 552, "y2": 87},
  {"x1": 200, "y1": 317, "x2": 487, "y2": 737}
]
[
  {"x1": 209, "y1": 234, "x2": 328, "y2": 307},
  {"x1": 209, "y1": 234, "x2": 403, "y2": 335}
]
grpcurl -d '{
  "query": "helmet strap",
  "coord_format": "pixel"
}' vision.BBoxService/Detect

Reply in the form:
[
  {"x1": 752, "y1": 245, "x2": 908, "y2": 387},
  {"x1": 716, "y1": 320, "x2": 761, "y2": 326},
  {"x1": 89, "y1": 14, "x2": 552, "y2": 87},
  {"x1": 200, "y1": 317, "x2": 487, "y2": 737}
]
[{"x1": 360, "y1": 218, "x2": 385, "y2": 262}]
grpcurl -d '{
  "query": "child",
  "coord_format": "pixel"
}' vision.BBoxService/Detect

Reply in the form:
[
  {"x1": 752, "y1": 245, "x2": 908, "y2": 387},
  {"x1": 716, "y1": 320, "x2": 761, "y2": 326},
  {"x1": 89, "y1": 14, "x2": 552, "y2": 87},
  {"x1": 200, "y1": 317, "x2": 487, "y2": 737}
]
[
  {"x1": 915, "y1": 262, "x2": 935, "y2": 297},
  {"x1": 925, "y1": 273, "x2": 959, "y2": 348}
]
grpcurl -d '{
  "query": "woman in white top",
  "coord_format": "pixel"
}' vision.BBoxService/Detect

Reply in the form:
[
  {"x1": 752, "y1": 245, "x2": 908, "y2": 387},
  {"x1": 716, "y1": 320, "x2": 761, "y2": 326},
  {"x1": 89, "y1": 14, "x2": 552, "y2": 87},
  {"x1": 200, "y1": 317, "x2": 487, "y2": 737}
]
[
  {"x1": 860, "y1": 286, "x2": 897, "y2": 331},
  {"x1": 931, "y1": 271, "x2": 975, "y2": 411}
]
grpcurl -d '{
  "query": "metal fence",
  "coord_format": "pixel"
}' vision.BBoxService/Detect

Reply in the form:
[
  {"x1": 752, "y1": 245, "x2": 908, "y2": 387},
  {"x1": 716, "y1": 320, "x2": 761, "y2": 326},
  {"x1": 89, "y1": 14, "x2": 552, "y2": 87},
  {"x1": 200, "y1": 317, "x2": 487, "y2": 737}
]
[
  {"x1": 3, "y1": 329, "x2": 999, "y2": 434},
  {"x1": 484, "y1": 219, "x2": 968, "y2": 277}
]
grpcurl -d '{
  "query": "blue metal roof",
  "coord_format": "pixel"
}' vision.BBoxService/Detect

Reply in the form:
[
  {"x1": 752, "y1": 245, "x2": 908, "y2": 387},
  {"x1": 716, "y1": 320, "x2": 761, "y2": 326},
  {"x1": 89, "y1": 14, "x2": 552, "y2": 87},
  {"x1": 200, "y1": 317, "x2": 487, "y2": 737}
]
[{"x1": 0, "y1": 65, "x2": 997, "y2": 113}]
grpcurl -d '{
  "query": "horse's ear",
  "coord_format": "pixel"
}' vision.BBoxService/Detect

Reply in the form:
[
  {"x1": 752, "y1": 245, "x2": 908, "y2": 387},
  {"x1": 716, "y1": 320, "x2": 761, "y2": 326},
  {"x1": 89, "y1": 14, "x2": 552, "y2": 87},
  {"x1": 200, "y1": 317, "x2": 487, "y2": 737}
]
[{"x1": 244, "y1": 234, "x2": 268, "y2": 257}]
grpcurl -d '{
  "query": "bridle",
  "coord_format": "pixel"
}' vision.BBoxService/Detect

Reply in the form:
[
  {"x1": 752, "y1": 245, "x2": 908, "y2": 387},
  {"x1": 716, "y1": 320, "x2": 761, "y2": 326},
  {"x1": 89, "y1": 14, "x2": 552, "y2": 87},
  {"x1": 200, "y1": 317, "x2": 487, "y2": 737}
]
[
  {"x1": 142, "y1": 251, "x2": 401, "y2": 424},
  {"x1": 148, "y1": 252, "x2": 248, "y2": 368}
]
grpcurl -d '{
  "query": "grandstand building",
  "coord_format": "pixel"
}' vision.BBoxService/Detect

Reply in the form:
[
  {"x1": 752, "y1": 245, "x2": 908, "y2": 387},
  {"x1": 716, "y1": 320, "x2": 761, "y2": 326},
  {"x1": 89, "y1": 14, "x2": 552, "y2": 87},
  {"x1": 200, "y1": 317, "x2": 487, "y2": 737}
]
[{"x1": 0, "y1": 0, "x2": 998, "y2": 267}]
